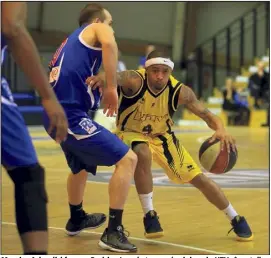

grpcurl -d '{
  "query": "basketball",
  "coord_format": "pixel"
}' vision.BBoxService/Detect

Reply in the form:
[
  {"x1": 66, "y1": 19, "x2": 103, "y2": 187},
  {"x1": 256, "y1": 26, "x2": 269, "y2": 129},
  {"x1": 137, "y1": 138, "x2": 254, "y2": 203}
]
[{"x1": 199, "y1": 137, "x2": 238, "y2": 174}]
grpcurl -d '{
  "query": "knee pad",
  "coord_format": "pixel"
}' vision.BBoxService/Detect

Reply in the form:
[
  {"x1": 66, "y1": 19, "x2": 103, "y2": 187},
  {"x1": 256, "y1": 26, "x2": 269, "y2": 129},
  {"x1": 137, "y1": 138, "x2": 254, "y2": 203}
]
[{"x1": 7, "y1": 164, "x2": 48, "y2": 234}]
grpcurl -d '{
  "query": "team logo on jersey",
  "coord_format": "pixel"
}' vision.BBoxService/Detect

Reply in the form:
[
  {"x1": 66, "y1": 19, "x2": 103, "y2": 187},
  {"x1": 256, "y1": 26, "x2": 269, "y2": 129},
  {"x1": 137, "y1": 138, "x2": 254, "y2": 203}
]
[
  {"x1": 49, "y1": 66, "x2": 60, "y2": 83},
  {"x1": 79, "y1": 118, "x2": 97, "y2": 135},
  {"x1": 187, "y1": 165, "x2": 194, "y2": 172}
]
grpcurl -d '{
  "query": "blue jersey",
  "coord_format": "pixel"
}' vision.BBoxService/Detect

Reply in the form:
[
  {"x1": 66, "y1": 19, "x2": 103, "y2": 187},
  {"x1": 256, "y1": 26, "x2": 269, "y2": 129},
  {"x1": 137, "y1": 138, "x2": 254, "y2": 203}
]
[
  {"x1": 49, "y1": 24, "x2": 102, "y2": 114},
  {"x1": 1, "y1": 33, "x2": 38, "y2": 167},
  {"x1": 44, "y1": 26, "x2": 130, "y2": 171},
  {"x1": 1, "y1": 33, "x2": 14, "y2": 103}
]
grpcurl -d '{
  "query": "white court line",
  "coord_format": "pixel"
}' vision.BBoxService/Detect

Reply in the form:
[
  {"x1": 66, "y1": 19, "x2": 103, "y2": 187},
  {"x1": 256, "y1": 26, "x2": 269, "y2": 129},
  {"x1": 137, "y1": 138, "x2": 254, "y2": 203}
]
[
  {"x1": 2, "y1": 221, "x2": 227, "y2": 255},
  {"x1": 85, "y1": 180, "x2": 268, "y2": 190},
  {"x1": 37, "y1": 167, "x2": 268, "y2": 191}
]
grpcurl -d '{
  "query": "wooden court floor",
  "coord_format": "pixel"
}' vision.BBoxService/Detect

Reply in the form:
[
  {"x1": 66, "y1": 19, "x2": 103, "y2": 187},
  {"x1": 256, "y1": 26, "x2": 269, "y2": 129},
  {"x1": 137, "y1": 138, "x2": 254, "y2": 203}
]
[{"x1": 1, "y1": 126, "x2": 270, "y2": 255}]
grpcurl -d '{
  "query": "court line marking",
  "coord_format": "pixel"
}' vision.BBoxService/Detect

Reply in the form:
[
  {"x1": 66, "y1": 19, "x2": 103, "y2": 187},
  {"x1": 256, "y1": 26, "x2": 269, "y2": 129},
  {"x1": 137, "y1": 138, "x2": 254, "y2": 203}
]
[
  {"x1": 2, "y1": 221, "x2": 227, "y2": 255},
  {"x1": 39, "y1": 167, "x2": 268, "y2": 191},
  {"x1": 2, "y1": 167, "x2": 268, "y2": 191}
]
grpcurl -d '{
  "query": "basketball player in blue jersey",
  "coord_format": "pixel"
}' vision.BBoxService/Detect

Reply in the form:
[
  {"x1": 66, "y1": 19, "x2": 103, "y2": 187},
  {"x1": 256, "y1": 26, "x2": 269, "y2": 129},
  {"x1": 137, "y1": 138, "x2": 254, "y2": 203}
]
[
  {"x1": 1, "y1": 2, "x2": 68, "y2": 255},
  {"x1": 87, "y1": 50, "x2": 253, "y2": 242},
  {"x1": 43, "y1": 3, "x2": 137, "y2": 253}
]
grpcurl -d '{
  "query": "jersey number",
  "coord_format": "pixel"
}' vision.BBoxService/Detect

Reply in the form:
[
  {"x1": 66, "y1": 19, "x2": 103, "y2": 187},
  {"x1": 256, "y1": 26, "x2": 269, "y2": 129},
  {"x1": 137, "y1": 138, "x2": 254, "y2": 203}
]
[{"x1": 142, "y1": 124, "x2": 153, "y2": 134}]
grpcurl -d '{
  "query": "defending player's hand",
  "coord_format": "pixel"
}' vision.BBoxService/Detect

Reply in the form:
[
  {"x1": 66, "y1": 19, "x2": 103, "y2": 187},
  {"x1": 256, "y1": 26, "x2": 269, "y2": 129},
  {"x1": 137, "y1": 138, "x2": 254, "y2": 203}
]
[
  {"x1": 42, "y1": 97, "x2": 68, "y2": 143},
  {"x1": 86, "y1": 75, "x2": 104, "y2": 94},
  {"x1": 102, "y1": 87, "x2": 118, "y2": 117},
  {"x1": 209, "y1": 129, "x2": 236, "y2": 153}
]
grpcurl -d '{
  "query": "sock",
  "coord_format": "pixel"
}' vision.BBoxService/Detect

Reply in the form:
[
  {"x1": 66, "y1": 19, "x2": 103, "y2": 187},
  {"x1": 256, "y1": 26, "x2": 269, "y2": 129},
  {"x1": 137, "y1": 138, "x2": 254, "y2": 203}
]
[
  {"x1": 69, "y1": 202, "x2": 85, "y2": 222},
  {"x1": 108, "y1": 208, "x2": 123, "y2": 232},
  {"x1": 24, "y1": 252, "x2": 47, "y2": 255},
  {"x1": 139, "y1": 192, "x2": 154, "y2": 215},
  {"x1": 223, "y1": 203, "x2": 238, "y2": 221}
]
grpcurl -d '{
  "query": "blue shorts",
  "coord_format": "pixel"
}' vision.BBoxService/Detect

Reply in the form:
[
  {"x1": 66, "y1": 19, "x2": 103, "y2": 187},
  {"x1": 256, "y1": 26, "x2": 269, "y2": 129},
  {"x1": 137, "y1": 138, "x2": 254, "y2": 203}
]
[
  {"x1": 43, "y1": 111, "x2": 129, "y2": 174},
  {"x1": 1, "y1": 82, "x2": 38, "y2": 168}
]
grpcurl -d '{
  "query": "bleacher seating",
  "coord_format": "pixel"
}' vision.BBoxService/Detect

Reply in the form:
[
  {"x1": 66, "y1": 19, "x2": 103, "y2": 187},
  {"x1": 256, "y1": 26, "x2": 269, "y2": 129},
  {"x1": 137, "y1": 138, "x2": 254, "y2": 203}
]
[
  {"x1": 13, "y1": 92, "x2": 43, "y2": 125},
  {"x1": 181, "y1": 52, "x2": 269, "y2": 128}
]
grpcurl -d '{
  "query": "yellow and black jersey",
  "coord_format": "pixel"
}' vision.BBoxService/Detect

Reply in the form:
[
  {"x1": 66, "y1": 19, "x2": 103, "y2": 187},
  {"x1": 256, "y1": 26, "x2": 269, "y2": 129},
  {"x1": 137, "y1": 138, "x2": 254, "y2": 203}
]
[{"x1": 116, "y1": 69, "x2": 183, "y2": 135}]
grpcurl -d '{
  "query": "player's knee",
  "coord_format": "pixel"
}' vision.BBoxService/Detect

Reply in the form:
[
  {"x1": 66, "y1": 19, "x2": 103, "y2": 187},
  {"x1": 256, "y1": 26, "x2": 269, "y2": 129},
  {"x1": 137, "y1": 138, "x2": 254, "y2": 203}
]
[
  {"x1": 7, "y1": 164, "x2": 48, "y2": 234},
  {"x1": 190, "y1": 173, "x2": 210, "y2": 189},
  {"x1": 133, "y1": 143, "x2": 152, "y2": 164},
  {"x1": 118, "y1": 149, "x2": 138, "y2": 174}
]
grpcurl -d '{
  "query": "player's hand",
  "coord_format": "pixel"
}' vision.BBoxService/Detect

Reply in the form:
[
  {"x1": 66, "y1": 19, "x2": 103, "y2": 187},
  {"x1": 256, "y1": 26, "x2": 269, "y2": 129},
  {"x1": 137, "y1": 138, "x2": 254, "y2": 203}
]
[
  {"x1": 86, "y1": 75, "x2": 104, "y2": 94},
  {"x1": 209, "y1": 129, "x2": 236, "y2": 153},
  {"x1": 42, "y1": 97, "x2": 68, "y2": 143},
  {"x1": 102, "y1": 86, "x2": 118, "y2": 117}
]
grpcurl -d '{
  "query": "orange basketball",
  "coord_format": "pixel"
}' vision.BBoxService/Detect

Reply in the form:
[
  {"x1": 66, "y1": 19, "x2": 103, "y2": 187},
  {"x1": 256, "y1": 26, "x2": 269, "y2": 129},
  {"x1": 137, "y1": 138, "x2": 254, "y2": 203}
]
[{"x1": 199, "y1": 137, "x2": 238, "y2": 174}]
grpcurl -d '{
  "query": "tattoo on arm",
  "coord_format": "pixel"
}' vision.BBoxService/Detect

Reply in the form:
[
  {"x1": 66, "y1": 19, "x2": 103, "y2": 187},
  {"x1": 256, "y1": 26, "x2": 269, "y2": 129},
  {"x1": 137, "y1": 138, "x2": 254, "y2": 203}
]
[
  {"x1": 117, "y1": 70, "x2": 140, "y2": 87},
  {"x1": 126, "y1": 87, "x2": 134, "y2": 94},
  {"x1": 117, "y1": 70, "x2": 142, "y2": 96},
  {"x1": 179, "y1": 85, "x2": 213, "y2": 124}
]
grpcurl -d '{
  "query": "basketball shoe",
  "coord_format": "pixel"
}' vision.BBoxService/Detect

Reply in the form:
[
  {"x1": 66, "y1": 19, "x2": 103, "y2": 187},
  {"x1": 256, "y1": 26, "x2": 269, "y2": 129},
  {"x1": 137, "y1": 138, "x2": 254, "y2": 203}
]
[
  {"x1": 143, "y1": 210, "x2": 164, "y2": 239},
  {"x1": 65, "y1": 211, "x2": 106, "y2": 236},
  {"x1": 228, "y1": 215, "x2": 253, "y2": 241},
  {"x1": 99, "y1": 225, "x2": 137, "y2": 253}
]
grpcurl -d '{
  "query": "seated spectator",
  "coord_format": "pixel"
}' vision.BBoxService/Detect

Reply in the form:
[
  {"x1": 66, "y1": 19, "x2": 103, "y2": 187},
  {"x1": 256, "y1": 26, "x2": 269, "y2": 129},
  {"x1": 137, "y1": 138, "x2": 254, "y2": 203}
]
[
  {"x1": 222, "y1": 78, "x2": 251, "y2": 126},
  {"x1": 248, "y1": 61, "x2": 269, "y2": 109},
  {"x1": 138, "y1": 44, "x2": 155, "y2": 69},
  {"x1": 117, "y1": 50, "x2": 127, "y2": 72}
]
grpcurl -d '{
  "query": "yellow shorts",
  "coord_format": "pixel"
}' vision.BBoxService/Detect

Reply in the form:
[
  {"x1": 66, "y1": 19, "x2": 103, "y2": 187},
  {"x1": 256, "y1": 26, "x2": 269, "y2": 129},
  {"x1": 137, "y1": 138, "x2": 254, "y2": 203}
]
[{"x1": 115, "y1": 131, "x2": 202, "y2": 184}]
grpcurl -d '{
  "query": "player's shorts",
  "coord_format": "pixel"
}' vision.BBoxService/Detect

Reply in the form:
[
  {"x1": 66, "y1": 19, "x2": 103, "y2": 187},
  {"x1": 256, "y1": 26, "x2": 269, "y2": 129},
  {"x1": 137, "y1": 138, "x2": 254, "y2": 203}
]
[
  {"x1": 1, "y1": 79, "x2": 38, "y2": 168},
  {"x1": 43, "y1": 111, "x2": 129, "y2": 174},
  {"x1": 115, "y1": 130, "x2": 202, "y2": 184}
]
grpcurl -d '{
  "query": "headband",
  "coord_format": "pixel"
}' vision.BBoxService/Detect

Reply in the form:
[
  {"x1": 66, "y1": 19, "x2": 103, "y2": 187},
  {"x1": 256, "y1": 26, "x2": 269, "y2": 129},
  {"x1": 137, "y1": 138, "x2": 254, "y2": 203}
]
[{"x1": 145, "y1": 57, "x2": 174, "y2": 70}]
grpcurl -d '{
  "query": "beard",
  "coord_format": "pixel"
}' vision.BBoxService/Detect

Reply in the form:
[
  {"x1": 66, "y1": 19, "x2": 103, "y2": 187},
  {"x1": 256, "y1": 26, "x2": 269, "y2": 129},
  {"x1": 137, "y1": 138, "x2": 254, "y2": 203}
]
[{"x1": 153, "y1": 82, "x2": 165, "y2": 90}]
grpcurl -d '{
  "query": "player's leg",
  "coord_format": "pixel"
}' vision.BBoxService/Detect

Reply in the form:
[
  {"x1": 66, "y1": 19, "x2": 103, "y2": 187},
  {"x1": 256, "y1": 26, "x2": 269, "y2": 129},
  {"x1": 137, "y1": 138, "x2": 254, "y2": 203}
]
[
  {"x1": 153, "y1": 132, "x2": 253, "y2": 241},
  {"x1": 59, "y1": 143, "x2": 106, "y2": 236},
  {"x1": 190, "y1": 174, "x2": 253, "y2": 241},
  {"x1": 116, "y1": 131, "x2": 163, "y2": 239},
  {"x1": 42, "y1": 112, "x2": 107, "y2": 236},
  {"x1": 59, "y1": 123, "x2": 137, "y2": 252},
  {"x1": 2, "y1": 101, "x2": 48, "y2": 254}
]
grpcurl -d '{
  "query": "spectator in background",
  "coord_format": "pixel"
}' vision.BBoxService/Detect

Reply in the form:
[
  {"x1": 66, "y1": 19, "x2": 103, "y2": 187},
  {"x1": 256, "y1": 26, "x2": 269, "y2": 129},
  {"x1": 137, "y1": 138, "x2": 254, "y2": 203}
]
[
  {"x1": 222, "y1": 78, "x2": 251, "y2": 126},
  {"x1": 248, "y1": 61, "x2": 269, "y2": 109},
  {"x1": 117, "y1": 50, "x2": 127, "y2": 72},
  {"x1": 138, "y1": 44, "x2": 155, "y2": 69}
]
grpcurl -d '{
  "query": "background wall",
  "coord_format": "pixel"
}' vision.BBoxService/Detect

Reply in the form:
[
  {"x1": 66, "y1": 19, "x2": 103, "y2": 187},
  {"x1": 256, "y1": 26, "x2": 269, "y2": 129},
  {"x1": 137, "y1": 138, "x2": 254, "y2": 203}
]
[{"x1": 3, "y1": 1, "x2": 268, "y2": 93}]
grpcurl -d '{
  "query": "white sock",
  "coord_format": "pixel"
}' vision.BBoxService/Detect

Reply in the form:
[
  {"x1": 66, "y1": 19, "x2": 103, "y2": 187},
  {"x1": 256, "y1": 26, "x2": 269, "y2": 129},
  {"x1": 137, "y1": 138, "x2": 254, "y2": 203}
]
[
  {"x1": 223, "y1": 203, "x2": 238, "y2": 221},
  {"x1": 139, "y1": 192, "x2": 154, "y2": 215}
]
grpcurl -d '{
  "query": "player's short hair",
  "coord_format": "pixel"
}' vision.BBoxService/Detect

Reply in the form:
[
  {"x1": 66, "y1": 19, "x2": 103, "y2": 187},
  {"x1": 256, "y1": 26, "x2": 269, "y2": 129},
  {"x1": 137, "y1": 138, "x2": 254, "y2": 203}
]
[
  {"x1": 146, "y1": 50, "x2": 170, "y2": 60},
  {"x1": 78, "y1": 3, "x2": 106, "y2": 26}
]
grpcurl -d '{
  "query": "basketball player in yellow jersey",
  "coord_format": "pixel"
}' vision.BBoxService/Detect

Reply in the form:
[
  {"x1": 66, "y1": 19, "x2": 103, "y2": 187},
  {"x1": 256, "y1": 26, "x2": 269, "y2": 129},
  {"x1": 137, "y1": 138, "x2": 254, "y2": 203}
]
[{"x1": 86, "y1": 50, "x2": 253, "y2": 242}]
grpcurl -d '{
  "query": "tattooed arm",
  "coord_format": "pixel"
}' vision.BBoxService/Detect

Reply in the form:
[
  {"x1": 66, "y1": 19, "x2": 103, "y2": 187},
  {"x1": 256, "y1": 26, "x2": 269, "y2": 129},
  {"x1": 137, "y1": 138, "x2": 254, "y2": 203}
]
[
  {"x1": 178, "y1": 85, "x2": 224, "y2": 131},
  {"x1": 86, "y1": 70, "x2": 142, "y2": 96},
  {"x1": 178, "y1": 85, "x2": 236, "y2": 151},
  {"x1": 116, "y1": 70, "x2": 142, "y2": 96}
]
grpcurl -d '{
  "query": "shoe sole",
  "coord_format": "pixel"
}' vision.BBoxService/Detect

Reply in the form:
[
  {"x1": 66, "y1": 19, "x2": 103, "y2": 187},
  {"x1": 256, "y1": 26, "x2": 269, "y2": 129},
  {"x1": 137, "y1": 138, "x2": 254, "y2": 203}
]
[
  {"x1": 236, "y1": 233, "x2": 254, "y2": 242},
  {"x1": 65, "y1": 218, "x2": 106, "y2": 236},
  {"x1": 145, "y1": 231, "x2": 164, "y2": 239},
  {"x1": 98, "y1": 240, "x2": 137, "y2": 253}
]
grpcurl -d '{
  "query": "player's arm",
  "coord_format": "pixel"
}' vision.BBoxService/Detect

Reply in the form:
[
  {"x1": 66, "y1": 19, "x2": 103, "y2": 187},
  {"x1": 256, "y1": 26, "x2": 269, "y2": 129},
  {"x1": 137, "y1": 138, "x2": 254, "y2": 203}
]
[
  {"x1": 117, "y1": 70, "x2": 142, "y2": 95},
  {"x1": 92, "y1": 23, "x2": 118, "y2": 89},
  {"x1": 178, "y1": 85, "x2": 223, "y2": 131},
  {"x1": 83, "y1": 23, "x2": 118, "y2": 116},
  {"x1": 1, "y1": 2, "x2": 68, "y2": 143},
  {"x1": 2, "y1": 2, "x2": 55, "y2": 100},
  {"x1": 178, "y1": 85, "x2": 236, "y2": 152},
  {"x1": 86, "y1": 70, "x2": 142, "y2": 95}
]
